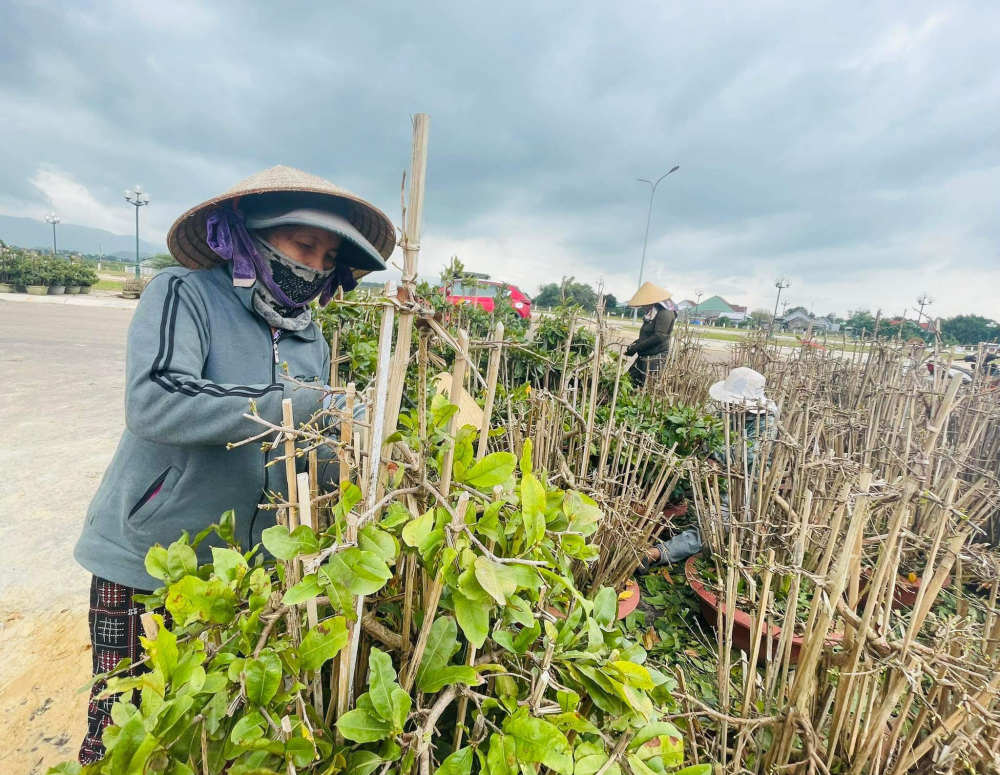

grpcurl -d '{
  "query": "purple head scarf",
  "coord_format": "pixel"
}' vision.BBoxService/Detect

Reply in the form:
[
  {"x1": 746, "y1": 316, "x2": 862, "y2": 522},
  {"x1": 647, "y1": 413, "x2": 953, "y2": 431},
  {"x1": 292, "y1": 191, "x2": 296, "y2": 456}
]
[{"x1": 205, "y1": 208, "x2": 358, "y2": 307}]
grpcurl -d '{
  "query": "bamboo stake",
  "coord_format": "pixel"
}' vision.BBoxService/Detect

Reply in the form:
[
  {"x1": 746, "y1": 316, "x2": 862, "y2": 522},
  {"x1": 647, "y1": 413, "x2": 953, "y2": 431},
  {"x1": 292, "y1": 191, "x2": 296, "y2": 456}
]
[
  {"x1": 439, "y1": 330, "x2": 469, "y2": 498},
  {"x1": 476, "y1": 322, "x2": 504, "y2": 461},
  {"x1": 297, "y1": 471, "x2": 323, "y2": 713}
]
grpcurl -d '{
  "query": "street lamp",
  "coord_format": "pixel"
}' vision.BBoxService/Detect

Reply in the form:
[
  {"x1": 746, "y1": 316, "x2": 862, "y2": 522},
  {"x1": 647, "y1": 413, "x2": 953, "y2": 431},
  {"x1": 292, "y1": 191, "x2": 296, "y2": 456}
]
[
  {"x1": 125, "y1": 185, "x2": 151, "y2": 278},
  {"x1": 916, "y1": 292, "x2": 934, "y2": 324},
  {"x1": 634, "y1": 165, "x2": 680, "y2": 319},
  {"x1": 44, "y1": 212, "x2": 61, "y2": 256},
  {"x1": 769, "y1": 275, "x2": 791, "y2": 336}
]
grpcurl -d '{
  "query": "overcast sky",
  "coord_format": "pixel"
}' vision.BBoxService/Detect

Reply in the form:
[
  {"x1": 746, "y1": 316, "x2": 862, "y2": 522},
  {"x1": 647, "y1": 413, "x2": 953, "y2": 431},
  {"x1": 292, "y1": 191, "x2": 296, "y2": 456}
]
[{"x1": 1, "y1": 1, "x2": 998, "y2": 319}]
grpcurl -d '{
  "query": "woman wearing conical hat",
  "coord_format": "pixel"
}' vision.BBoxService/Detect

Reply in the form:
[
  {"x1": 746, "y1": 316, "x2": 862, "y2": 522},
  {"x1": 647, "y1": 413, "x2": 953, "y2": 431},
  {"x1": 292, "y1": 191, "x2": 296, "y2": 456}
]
[
  {"x1": 625, "y1": 281, "x2": 677, "y2": 387},
  {"x1": 73, "y1": 166, "x2": 394, "y2": 764}
]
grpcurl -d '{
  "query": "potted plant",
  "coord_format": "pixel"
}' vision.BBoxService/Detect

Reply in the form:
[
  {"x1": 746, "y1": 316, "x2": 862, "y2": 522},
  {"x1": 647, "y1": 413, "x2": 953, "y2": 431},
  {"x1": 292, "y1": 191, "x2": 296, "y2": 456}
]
[
  {"x1": 20, "y1": 256, "x2": 49, "y2": 295},
  {"x1": 46, "y1": 259, "x2": 67, "y2": 295},
  {"x1": 78, "y1": 263, "x2": 98, "y2": 294},
  {"x1": 0, "y1": 240, "x2": 14, "y2": 293},
  {"x1": 121, "y1": 275, "x2": 148, "y2": 299},
  {"x1": 64, "y1": 262, "x2": 83, "y2": 294}
]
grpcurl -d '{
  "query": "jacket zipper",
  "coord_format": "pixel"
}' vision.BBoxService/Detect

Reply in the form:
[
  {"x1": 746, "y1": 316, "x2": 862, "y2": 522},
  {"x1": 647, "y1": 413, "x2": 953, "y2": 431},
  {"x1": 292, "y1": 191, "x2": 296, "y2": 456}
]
[{"x1": 247, "y1": 326, "x2": 281, "y2": 548}]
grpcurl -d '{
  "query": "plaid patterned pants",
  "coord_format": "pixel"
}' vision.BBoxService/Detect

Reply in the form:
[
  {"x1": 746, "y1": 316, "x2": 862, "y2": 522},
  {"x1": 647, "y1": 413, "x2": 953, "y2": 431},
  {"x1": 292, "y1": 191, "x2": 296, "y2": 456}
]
[{"x1": 78, "y1": 576, "x2": 158, "y2": 765}]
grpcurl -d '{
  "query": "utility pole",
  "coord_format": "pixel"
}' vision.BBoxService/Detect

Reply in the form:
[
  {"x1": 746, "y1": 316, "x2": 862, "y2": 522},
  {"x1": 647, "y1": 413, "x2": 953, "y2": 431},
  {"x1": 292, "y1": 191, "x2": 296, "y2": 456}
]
[
  {"x1": 45, "y1": 212, "x2": 61, "y2": 256},
  {"x1": 125, "y1": 185, "x2": 151, "y2": 278},
  {"x1": 633, "y1": 166, "x2": 680, "y2": 319},
  {"x1": 769, "y1": 276, "x2": 790, "y2": 337}
]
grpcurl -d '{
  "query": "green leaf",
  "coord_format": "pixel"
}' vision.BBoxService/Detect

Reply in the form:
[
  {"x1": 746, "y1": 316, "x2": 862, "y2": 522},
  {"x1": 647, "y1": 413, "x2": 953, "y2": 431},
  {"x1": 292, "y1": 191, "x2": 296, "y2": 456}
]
[
  {"x1": 45, "y1": 764, "x2": 82, "y2": 775},
  {"x1": 261, "y1": 524, "x2": 319, "y2": 560},
  {"x1": 390, "y1": 686, "x2": 412, "y2": 733},
  {"x1": 463, "y1": 452, "x2": 517, "y2": 488},
  {"x1": 166, "y1": 542, "x2": 197, "y2": 578},
  {"x1": 474, "y1": 556, "x2": 518, "y2": 605},
  {"x1": 218, "y1": 509, "x2": 237, "y2": 545},
  {"x1": 140, "y1": 615, "x2": 178, "y2": 680},
  {"x1": 401, "y1": 510, "x2": 434, "y2": 548},
  {"x1": 380, "y1": 501, "x2": 411, "y2": 529},
  {"x1": 282, "y1": 574, "x2": 323, "y2": 605},
  {"x1": 504, "y1": 716, "x2": 573, "y2": 775},
  {"x1": 487, "y1": 733, "x2": 517, "y2": 775},
  {"x1": 144, "y1": 546, "x2": 170, "y2": 581},
  {"x1": 345, "y1": 751, "x2": 384, "y2": 775},
  {"x1": 418, "y1": 665, "x2": 480, "y2": 693},
  {"x1": 368, "y1": 647, "x2": 398, "y2": 723},
  {"x1": 673, "y1": 767, "x2": 712, "y2": 775},
  {"x1": 298, "y1": 616, "x2": 348, "y2": 671},
  {"x1": 629, "y1": 721, "x2": 683, "y2": 751},
  {"x1": 520, "y1": 473, "x2": 547, "y2": 546},
  {"x1": 627, "y1": 754, "x2": 660, "y2": 775},
  {"x1": 437, "y1": 746, "x2": 473, "y2": 775},
  {"x1": 323, "y1": 548, "x2": 391, "y2": 596},
  {"x1": 454, "y1": 590, "x2": 490, "y2": 648},
  {"x1": 415, "y1": 616, "x2": 460, "y2": 692},
  {"x1": 211, "y1": 547, "x2": 247, "y2": 584},
  {"x1": 334, "y1": 481, "x2": 363, "y2": 521},
  {"x1": 519, "y1": 439, "x2": 533, "y2": 475},
  {"x1": 609, "y1": 660, "x2": 655, "y2": 690},
  {"x1": 337, "y1": 708, "x2": 391, "y2": 743},
  {"x1": 244, "y1": 650, "x2": 282, "y2": 705},
  {"x1": 593, "y1": 587, "x2": 617, "y2": 629},
  {"x1": 230, "y1": 711, "x2": 265, "y2": 745},
  {"x1": 360, "y1": 525, "x2": 399, "y2": 564},
  {"x1": 507, "y1": 564, "x2": 544, "y2": 589},
  {"x1": 165, "y1": 576, "x2": 236, "y2": 626},
  {"x1": 285, "y1": 737, "x2": 317, "y2": 768},
  {"x1": 476, "y1": 500, "x2": 504, "y2": 543}
]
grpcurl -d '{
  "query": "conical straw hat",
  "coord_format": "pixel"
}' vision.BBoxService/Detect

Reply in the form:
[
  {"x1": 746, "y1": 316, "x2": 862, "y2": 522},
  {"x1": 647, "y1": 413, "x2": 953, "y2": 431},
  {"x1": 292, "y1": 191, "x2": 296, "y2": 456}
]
[
  {"x1": 167, "y1": 165, "x2": 396, "y2": 273},
  {"x1": 627, "y1": 282, "x2": 672, "y2": 307}
]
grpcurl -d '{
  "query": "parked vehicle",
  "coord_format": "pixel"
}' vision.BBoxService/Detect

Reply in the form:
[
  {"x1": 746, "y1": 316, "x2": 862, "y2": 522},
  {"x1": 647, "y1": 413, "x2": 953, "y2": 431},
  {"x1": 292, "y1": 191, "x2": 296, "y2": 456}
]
[{"x1": 443, "y1": 275, "x2": 532, "y2": 319}]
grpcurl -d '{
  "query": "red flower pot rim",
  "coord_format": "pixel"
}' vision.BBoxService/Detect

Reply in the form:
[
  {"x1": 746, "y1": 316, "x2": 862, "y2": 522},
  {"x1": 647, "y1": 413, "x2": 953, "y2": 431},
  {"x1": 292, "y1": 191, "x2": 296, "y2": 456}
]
[
  {"x1": 548, "y1": 579, "x2": 641, "y2": 622},
  {"x1": 684, "y1": 556, "x2": 842, "y2": 653}
]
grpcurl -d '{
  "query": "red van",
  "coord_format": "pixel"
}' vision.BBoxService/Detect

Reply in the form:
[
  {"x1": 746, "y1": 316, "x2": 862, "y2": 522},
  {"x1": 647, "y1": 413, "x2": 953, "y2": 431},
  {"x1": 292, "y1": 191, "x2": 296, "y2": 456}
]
[{"x1": 443, "y1": 277, "x2": 532, "y2": 319}]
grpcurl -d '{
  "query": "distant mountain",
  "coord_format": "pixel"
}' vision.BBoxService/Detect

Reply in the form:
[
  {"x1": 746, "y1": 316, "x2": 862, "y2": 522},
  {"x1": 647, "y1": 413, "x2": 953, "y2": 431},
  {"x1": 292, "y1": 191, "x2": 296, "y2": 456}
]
[{"x1": 0, "y1": 214, "x2": 165, "y2": 257}]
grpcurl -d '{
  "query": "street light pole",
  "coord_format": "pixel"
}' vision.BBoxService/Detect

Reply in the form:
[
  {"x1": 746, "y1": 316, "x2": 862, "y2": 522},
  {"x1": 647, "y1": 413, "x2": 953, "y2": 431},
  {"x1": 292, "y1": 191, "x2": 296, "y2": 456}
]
[
  {"x1": 769, "y1": 276, "x2": 790, "y2": 337},
  {"x1": 916, "y1": 292, "x2": 934, "y2": 325},
  {"x1": 45, "y1": 212, "x2": 61, "y2": 256},
  {"x1": 634, "y1": 165, "x2": 680, "y2": 319},
  {"x1": 125, "y1": 185, "x2": 151, "y2": 278}
]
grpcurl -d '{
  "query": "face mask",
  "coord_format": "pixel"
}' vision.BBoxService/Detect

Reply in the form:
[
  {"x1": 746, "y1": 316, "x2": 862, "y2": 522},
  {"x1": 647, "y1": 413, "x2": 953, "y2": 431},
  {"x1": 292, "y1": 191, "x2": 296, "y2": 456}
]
[{"x1": 252, "y1": 234, "x2": 336, "y2": 305}]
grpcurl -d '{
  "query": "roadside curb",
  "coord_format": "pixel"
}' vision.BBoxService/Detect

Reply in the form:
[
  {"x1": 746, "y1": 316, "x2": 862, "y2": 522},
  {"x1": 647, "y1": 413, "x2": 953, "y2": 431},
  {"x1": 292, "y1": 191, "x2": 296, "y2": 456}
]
[{"x1": 0, "y1": 292, "x2": 138, "y2": 311}]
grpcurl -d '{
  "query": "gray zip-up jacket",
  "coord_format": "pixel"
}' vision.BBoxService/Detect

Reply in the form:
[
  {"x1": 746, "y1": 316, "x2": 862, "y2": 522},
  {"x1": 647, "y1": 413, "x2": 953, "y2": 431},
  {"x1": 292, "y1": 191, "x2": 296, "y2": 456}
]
[{"x1": 75, "y1": 264, "x2": 329, "y2": 590}]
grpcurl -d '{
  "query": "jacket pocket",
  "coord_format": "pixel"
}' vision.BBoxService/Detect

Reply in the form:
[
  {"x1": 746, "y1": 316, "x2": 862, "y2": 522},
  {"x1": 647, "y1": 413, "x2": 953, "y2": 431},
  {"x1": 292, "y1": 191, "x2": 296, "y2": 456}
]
[{"x1": 127, "y1": 466, "x2": 180, "y2": 528}]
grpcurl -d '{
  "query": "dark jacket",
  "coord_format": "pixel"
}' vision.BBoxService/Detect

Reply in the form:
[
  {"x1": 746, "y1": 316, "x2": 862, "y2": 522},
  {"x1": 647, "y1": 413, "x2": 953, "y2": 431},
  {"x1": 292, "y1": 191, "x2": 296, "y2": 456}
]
[
  {"x1": 74, "y1": 264, "x2": 328, "y2": 590},
  {"x1": 629, "y1": 306, "x2": 676, "y2": 357}
]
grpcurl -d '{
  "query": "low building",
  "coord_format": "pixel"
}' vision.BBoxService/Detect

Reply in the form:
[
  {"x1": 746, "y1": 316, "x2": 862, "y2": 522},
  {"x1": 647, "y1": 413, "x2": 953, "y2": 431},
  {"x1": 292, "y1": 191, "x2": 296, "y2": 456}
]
[
  {"x1": 686, "y1": 295, "x2": 748, "y2": 324},
  {"x1": 777, "y1": 312, "x2": 840, "y2": 333}
]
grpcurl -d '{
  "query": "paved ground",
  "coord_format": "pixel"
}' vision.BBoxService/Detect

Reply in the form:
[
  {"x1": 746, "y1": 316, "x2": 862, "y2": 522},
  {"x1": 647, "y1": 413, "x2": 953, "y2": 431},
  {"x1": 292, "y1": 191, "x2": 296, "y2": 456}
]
[{"x1": 1, "y1": 299, "x2": 134, "y2": 773}]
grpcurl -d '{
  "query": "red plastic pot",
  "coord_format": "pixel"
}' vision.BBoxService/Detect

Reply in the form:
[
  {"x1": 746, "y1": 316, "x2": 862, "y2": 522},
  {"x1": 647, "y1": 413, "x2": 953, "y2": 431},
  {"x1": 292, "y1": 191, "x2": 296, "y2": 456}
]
[
  {"x1": 663, "y1": 501, "x2": 689, "y2": 520},
  {"x1": 858, "y1": 567, "x2": 951, "y2": 610},
  {"x1": 684, "y1": 557, "x2": 842, "y2": 665}
]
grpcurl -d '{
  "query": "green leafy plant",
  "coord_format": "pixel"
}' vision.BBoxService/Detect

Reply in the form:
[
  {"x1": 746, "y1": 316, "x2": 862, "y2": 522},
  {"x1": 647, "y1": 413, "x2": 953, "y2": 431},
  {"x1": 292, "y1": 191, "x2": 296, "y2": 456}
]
[{"x1": 50, "y1": 437, "x2": 697, "y2": 775}]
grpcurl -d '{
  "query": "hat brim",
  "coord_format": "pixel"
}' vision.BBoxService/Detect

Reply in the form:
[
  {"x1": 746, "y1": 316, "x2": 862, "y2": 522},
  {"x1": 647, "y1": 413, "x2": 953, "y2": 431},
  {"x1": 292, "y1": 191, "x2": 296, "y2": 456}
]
[
  {"x1": 245, "y1": 207, "x2": 387, "y2": 273},
  {"x1": 167, "y1": 168, "x2": 396, "y2": 274},
  {"x1": 708, "y1": 379, "x2": 776, "y2": 413},
  {"x1": 627, "y1": 282, "x2": 673, "y2": 307}
]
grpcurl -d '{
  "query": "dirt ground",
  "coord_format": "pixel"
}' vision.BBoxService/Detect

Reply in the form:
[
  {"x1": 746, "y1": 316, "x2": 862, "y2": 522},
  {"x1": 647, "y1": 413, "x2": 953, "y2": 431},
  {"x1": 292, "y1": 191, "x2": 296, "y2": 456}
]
[{"x1": 1, "y1": 300, "x2": 134, "y2": 773}]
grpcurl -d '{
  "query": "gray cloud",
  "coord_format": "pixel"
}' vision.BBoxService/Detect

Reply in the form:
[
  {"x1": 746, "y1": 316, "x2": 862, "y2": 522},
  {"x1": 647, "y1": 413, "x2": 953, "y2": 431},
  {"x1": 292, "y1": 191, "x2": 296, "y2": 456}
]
[{"x1": 1, "y1": 0, "x2": 998, "y2": 318}]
